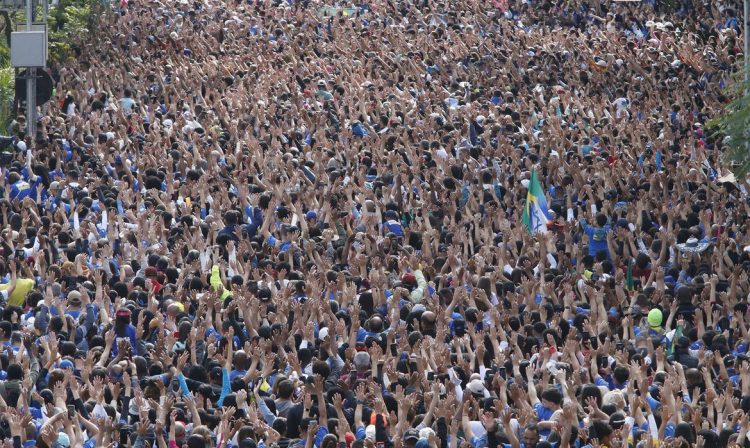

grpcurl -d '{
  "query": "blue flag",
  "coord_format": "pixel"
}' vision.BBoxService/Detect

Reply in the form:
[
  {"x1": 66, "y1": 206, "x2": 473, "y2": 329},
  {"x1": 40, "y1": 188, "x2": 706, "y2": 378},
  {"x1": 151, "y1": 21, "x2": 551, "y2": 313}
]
[{"x1": 655, "y1": 149, "x2": 663, "y2": 172}]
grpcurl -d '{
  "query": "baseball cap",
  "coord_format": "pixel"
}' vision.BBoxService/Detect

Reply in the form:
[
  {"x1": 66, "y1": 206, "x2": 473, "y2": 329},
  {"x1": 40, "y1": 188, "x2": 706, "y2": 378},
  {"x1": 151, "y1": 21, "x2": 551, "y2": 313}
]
[
  {"x1": 402, "y1": 273, "x2": 417, "y2": 286},
  {"x1": 67, "y1": 290, "x2": 81, "y2": 305},
  {"x1": 55, "y1": 433, "x2": 70, "y2": 448},
  {"x1": 467, "y1": 379, "x2": 485, "y2": 395},
  {"x1": 59, "y1": 359, "x2": 74, "y2": 370},
  {"x1": 404, "y1": 429, "x2": 420, "y2": 442}
]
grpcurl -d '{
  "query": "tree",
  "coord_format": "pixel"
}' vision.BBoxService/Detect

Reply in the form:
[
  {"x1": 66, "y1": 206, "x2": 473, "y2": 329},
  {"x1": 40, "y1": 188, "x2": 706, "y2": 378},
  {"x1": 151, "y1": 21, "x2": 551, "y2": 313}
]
[{"x1": 707, "y1": 74, "x2": 750, "y2": 178}]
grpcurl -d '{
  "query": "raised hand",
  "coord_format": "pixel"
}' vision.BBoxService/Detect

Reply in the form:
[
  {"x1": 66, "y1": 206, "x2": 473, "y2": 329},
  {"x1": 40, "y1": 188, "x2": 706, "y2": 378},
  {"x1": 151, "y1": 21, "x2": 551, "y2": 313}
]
[{"x1": 355, "y1": 383, "x2": 367, "y2": 402}]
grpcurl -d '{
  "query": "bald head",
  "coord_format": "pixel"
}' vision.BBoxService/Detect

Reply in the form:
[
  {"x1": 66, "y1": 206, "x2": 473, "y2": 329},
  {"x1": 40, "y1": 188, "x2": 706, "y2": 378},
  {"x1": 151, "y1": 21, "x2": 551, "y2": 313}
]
[{"x1": 421, "y1": 311, "x2": 436, "y2": 324}]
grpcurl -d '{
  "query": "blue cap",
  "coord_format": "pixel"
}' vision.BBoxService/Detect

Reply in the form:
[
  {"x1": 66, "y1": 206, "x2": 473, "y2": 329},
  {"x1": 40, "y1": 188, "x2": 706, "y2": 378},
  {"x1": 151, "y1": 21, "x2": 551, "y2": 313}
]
[
  {"x1": 305, "y1": 211, "x2": 317, "y2": 220},
  {"x1": 56, "y1": 432, "x2": 70, "y2": 448},
  {"x1": 59, "y1": 360, "x2": 74, "y2": 370}
]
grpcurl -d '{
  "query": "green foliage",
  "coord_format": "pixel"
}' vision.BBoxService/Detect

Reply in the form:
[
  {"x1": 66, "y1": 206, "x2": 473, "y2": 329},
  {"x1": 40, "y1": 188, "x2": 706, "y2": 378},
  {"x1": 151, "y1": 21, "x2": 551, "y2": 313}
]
[
  {"x1": 707, "y1": 72, "x2": 750, "y2": 179},
  {"x1": 0, "y1": 66, "x2": 14, "y2": 131},
  {"x1": 48, "y1": 40, "x2": 73, "y2": 63},
  {"x1": 0, "y1": 42, "x2": 9, "y2": 66},
  {"x1": 47, "y1": 0, "x2": 98, "y2": 62}
]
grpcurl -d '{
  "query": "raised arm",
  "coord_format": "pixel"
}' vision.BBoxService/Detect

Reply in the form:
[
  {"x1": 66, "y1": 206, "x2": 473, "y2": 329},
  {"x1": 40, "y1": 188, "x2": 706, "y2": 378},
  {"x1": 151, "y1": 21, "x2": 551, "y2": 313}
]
[{"x1": 526, "y1": 364, "x2": 540, "y2": 405}]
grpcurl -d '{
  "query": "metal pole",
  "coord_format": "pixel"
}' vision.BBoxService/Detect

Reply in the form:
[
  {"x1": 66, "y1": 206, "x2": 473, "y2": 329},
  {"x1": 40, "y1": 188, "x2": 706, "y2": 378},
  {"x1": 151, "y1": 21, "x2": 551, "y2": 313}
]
[
  {"x1": 745, "y1": 0, "x2": 749, "y2": 160},
  {"x1": 25, "y1": 0, "x2": 35, "y2": 137},
  {"x1": 745, "y1": 0, "x2": 749, "y2": 85},
  {"x1": 24, "y1": 0, "x2": 30, "y2": 31}
]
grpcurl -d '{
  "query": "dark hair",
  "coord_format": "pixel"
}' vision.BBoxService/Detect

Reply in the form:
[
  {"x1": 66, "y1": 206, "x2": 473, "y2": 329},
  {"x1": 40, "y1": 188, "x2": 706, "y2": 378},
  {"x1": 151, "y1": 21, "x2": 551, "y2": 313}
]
[
  {"x1": 613, "y1": 366, "x2": 629, "y2": 384},
  {"x1": 271, "y1": 417, "x2": 287, "y2": 437},
  {"x1": 580, "y1": 384, "x2": 602, "y2": 408},
  {"x1": 590, "y1": 420, "x2": 613, "y2": 441},
  {"x1": 674, "y1": 423, "x2": 695, "y2": 445},
  {"x1": 596, "y1": 213, "x2": 608, "y2": 227},
  {"x1": 0, "y1": 321, "x2": 11, "y2": 339},
  {"x1": 6, "y1": 363, "x2": 23, "y2": 381},
  {"x1": 312, "y1": 360, "x2": 331, "y2": 378},
  {"x1": 697, "y1": 429, "x2": 720, "y2": 448},
  {"x1": 540, "y1": 388, "x2": 563, "y2": 406},
  {"x1": 277, "y1": 379, "x2": 294, "y2": 399}
]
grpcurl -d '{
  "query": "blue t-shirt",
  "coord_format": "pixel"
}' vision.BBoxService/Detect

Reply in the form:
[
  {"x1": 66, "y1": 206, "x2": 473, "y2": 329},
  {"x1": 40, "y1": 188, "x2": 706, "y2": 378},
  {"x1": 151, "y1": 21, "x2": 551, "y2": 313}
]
[
  {"x1": 595, "y1": 375, "x2": 627, "y2": 391},
  {"x1": 10, "y1": 178, "x2": 41, "y2": 201},
  {"x1": 534, "y1": 402, "x2": 555, "y2": 437},
  {"x1": 581, "y1": 219, "x2": 610, "y2": 257},
  {"x1": 119, "y1": 97, "x2": 136, "y2": 111}
]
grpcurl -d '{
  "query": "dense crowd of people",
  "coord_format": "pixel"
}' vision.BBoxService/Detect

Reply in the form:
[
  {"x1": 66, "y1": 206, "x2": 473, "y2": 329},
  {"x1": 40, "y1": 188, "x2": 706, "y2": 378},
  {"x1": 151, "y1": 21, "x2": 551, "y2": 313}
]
[{"x1": 0, "y1": 0, "x2": 748, "y2": 447}]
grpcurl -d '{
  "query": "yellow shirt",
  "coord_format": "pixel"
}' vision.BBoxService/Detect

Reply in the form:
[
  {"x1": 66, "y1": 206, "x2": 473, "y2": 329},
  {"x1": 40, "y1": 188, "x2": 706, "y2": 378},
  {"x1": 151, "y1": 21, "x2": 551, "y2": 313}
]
[{"x1": 0, "y1": 278, "x2": 35, "y2": 307}]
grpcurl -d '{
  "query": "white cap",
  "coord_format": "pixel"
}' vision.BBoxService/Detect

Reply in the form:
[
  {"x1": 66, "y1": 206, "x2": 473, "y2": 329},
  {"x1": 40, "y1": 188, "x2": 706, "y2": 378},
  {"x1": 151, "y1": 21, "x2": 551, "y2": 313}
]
[
  {"x1": 467, "y1": 379, "x2": 485, "y2": 395},
  {"x1": 317, "y1": 327, "x2": 329, "y2": 341},
  {"x1": 521, "y1": 179, "x2": 530, "y2": 188},
  {"x1": 16, "y1": 141, "x2": 26, "y2": 151},
  {"x1": 365, "y1": 425, "x2": 376, "y2": 441},
  {"x1": 419, "y1": 428, "x2": 436, "y2": 440}
]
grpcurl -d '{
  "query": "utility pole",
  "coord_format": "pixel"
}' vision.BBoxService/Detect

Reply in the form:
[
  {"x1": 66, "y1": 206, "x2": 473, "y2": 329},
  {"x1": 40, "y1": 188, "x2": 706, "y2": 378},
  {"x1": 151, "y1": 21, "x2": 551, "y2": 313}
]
[
  {"x1": 25, "y1": 0, "x2": 35, "y2": 137},
  {"x1": 745, "y1": 0, "x2": 749, "y2": 84},
  {"x1": 745, "y1": 0, "x2": 749, "y2": 159},
  {"x1": 10, "y1": 0, "x2": 46, "y2": 137}
]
